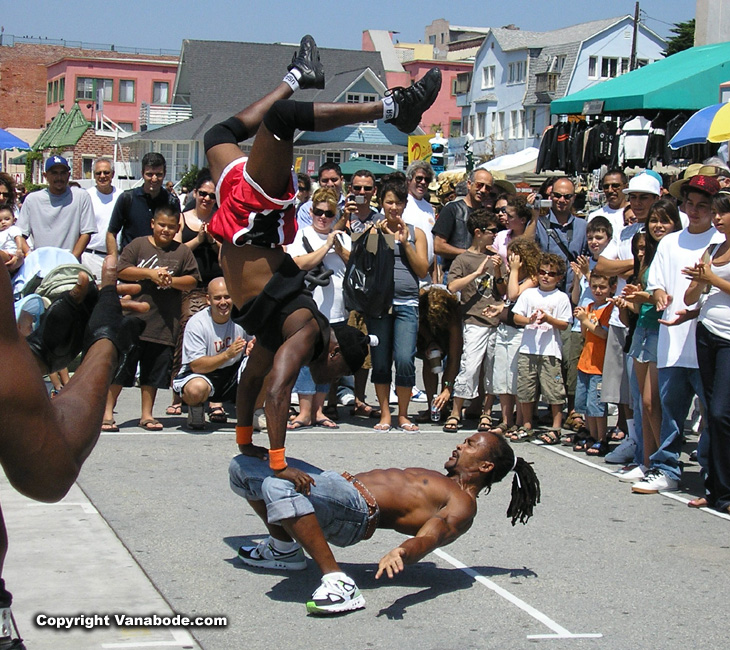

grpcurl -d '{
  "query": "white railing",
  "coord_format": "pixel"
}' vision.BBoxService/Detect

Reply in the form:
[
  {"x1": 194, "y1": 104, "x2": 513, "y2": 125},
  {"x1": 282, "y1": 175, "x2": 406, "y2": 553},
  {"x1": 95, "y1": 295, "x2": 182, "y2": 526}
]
[{"x1": 139, "y1": 103, "x2": 192, "y2": 130}]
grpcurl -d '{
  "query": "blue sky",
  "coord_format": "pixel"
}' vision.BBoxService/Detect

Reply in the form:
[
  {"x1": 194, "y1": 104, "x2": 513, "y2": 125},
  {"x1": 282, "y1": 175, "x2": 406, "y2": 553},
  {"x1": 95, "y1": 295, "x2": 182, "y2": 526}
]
[{"x1": 4, "y1": 1, "x2": 693, "y2": 53}]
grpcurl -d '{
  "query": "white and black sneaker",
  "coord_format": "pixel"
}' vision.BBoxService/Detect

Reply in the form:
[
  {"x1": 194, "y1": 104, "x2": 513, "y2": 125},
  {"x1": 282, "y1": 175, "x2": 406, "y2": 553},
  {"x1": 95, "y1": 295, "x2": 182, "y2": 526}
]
[
  {"x1": 306, "y1": 572, "x2": 365, "y2": 615},
  {"x1": 631, "y1": 468, "x2": 679, "y2": 494},
  {"x1": 289, "y1": 35, "x2": 325, "y2": 90},
  {"x1": 384, "y1": 68, "x2": 442, "y2": 134},
  {"x1": 238, "y1": 537, "x2": 307, "y2": 571}
]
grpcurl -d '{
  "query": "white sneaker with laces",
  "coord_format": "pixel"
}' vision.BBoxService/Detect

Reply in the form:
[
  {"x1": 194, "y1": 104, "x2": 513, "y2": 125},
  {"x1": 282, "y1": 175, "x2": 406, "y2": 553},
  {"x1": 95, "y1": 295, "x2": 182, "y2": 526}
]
[
  {"x1": 306, "y1": 572, "x2": 365, "y2": 614},
  {"x1": 631, "y1": 469, "x2": 678, "y2": 494},
  {"x1": 238, "y1": 537, "x2": 307, "y2": 571},
  {"x1": 615, "y1": 464, "x2": 647, "y2": 483}
]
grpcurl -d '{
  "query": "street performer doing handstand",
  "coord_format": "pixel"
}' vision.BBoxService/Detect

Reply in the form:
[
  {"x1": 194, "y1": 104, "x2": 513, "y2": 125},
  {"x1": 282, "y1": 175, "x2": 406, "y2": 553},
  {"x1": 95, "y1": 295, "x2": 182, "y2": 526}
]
[
  {"x1": 230, "y1": 431, "x2": 540, "y2": 614},
  {"x1": 203, "y1": 35, "x2": 442, "y2": 490}
]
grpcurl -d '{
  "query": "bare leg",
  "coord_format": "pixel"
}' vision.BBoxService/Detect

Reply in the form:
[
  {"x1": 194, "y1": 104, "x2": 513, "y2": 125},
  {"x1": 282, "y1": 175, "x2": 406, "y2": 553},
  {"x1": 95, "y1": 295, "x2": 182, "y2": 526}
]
[
  {"x1": 140, "y1": 385, "x2": 158, "y2": 423},
  {"x1": 520, "y1": 401, "x2": 535, "y2": 430},
  {"x1": 374, "y1": 383, "x2": 392, "y2": 428},
  {"x1": 280, "y1": 514, "x2": 340, "y2": 575},
  {"x1": 104, "y1": 384, "x2": 123, "y2": 423},
  {"x1": 395, "y1": 385, "x2": 413, "y2": 427},
  {"x1": 247, "y1": 499, "x2": 293, "y2": 543},
  {"x1": 550, "y1": 403, "x2": 563, "y2": 430}
]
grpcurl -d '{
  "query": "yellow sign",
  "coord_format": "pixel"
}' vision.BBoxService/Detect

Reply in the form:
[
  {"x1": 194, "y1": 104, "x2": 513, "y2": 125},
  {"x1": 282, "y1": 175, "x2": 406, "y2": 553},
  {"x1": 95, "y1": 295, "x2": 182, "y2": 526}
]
[
  {"x1": 294, "y1": 157, "x2": 303, "y2": 173},
  {"x1": 408, "y1": 135, "x2": 433, "y2": 164}
]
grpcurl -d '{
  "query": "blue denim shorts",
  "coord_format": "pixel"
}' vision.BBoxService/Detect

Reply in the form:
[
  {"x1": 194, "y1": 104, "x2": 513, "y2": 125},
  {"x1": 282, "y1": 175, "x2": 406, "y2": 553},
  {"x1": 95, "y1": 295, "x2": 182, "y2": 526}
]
[
  {"x1": 575, "y1": 370, "x2": 607, "y2": 418},
  {"x1": 293, "y1": 365, "x2": 329, "y2": 395},
  {"x1": 229, "y1": 455, "x2": 372, "y2": 548},
  {"x1": 628, "y1": 325, "x2": 658, "y2": 364}
]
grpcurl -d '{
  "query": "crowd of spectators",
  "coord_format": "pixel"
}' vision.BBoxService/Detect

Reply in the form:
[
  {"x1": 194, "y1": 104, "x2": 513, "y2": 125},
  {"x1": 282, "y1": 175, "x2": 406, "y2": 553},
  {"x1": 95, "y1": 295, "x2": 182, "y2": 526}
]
[{"x1": 7, "y1": 151, "x2": 730, "y2": 513}]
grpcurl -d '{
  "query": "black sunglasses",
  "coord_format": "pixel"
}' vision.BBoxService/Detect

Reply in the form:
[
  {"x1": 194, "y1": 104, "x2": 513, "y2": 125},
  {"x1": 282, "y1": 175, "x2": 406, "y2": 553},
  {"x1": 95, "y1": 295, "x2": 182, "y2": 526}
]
[
  {"x1": 551, "y1": 192, "x2": 574, "y2": 200},
  {"x1": 312, "y1": 207, "x2": 336, "y2": 219},
  {"x1": 484, "y1": 227, "x2": 499, "y2": 234},
  {"x1": 197, "y1": 191, "x2": 216, "y2": 200},
  {"x1": 351, "y1": 185, "x2": 374, "y2": 192},
  {"x1": 538, "y1": 269, "x2": 559, "y2": 277}
]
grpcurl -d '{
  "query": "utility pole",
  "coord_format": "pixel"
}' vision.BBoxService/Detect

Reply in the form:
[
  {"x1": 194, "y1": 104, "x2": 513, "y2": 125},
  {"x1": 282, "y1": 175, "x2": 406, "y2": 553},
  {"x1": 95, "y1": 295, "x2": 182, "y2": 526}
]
[{"x1": 630, "y1": 1, "x2": 639, "y2": 70}]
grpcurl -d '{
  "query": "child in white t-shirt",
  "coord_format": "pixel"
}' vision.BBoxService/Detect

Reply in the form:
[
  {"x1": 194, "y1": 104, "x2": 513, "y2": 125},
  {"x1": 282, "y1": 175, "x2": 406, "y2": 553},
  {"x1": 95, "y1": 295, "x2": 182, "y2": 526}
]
[
  {"x1": 0, "y1": 204, "x2": 27, "y2": 272},
  {"x1": 511, "y1": 253, "x2": 572, "y2": 440}
]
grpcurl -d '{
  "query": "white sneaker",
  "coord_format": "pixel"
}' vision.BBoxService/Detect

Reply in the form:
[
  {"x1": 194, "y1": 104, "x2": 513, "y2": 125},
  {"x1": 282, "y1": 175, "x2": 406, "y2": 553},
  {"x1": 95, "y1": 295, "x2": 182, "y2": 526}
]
[
  {"x1": 253, "y1": 408, "x2": 267, "y2": 432},
  {"x1": 631, "y1": 469, "x2": 679, "y2": 494},
  {"x1": 238, "y1": 537, "x2": 307, "y2": 571},
  {"x1": 411, "y1": 387, "x2": 428, "y2": 402},
  {"x1": 306, "y1": 572, "x2": 365, "y2": 614},
  {"x1": 339, "y1": 392, "x2": 356, "y2": 406},
  {"x1": 614, "y1": 464, "x2": 647, "y2": 483}
]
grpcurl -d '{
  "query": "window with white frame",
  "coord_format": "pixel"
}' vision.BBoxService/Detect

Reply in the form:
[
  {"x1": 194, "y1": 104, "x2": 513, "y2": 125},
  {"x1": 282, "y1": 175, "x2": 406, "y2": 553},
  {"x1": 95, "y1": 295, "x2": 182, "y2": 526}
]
[
  {"x1": 325, "y1": 152, "x2": 342, "y2": 163},
  {"x1": 526, "y1": 108, "x2": 537, "y2": 137},
  {"x1": 601, "y1": 57, "x2": 619, "y2": 79},
  {"x1": 588, "y1": 56, "x2": 598, "y2": 79},
  {"x1": 469, "y1": 115, "x2": 475, "y2": 137},
  {"x1": 508, "y1": 61, "x2": 526, "y2": 84},
  {"x1": 119, "y1": 80, "x2": 135, "y2": 103},
  {"x1": 152, "y1": 81, "x2": 169, "y2": 104},
  {"x1": 491, "y1": 112, "x2": 497, "y2": 138},
  {"x1": 76, "y1": 77, "x2": 112, "y2": 102},
  {"x1": 476, "y1": 112, "x2": 486, "y2": 140},
  {"x1": 359, "y1": 153, "x2": 396, "y2": 167},
  {"x1": 482, "y1": 65, "x2": 495, "y2": 89},
  {"x1": 496, "y1": 112, "x2": 505, "y2": 140}
]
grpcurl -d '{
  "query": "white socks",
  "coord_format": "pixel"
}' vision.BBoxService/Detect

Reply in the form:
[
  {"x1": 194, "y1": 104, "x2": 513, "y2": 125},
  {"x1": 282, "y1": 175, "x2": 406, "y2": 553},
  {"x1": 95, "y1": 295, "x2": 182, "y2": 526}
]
[
  {"x1": 283, "y1": 68, "x2": 302, "y2": 92},
  {"x1": 381, "y1": 95, "x2": 397, "y2": 121}
]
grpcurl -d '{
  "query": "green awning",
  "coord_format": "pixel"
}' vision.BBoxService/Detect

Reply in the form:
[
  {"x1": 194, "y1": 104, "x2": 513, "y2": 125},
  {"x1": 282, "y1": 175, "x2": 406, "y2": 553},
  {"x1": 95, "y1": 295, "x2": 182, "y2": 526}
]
[
  {"x1": 33, "y1": 103, "x2": 92, "y2": 150},
  {"x1": 551, "y1": 42, "x2": 730, "y2": 115},
  {"x1": 339, "y1": 158, "x2": 397, "y2": 176}
]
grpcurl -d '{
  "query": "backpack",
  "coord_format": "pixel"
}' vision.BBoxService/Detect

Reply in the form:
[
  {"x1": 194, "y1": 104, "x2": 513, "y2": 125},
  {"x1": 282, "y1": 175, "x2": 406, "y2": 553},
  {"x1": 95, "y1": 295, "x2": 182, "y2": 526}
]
[
  {"x1": 343, "y1": 228, "x2": 395, "y2": 318},
  {"x1": 23, "y1": 263, "x2": 94, "y2": 303}
]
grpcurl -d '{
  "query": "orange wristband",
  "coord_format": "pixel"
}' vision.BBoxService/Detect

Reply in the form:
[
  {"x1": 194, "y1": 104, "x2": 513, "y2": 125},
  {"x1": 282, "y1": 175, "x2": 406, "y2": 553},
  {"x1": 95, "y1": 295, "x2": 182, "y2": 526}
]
[
  {"x1": 236, "y1": 426, "x2": 253, "y2": 446},
  {"x1": 269, "y1": 447, "x2": 287, "y2": 471}
]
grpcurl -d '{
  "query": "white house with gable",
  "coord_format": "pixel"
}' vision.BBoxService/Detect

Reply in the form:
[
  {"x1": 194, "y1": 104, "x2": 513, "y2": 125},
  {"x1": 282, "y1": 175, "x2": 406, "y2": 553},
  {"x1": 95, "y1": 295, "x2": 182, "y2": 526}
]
[{"x1": 456, "y1": 16, "x2": 666, "y2": 158}]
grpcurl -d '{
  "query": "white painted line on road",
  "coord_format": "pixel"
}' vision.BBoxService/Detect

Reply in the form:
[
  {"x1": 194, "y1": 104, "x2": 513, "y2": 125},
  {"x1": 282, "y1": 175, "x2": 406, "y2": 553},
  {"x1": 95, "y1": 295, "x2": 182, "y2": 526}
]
[
  {"x1": 432, "y1": 548, "x2": 602, "y2": 640},
  {"x1": 27, "y1": 501, "x2": 98, "y2": 514},
  {"x1": 533, "y1": 441, "x2": 730, "y2": 522},
  {"x1": 102, "y1": 629, "x2": 196, "y2": 648}
]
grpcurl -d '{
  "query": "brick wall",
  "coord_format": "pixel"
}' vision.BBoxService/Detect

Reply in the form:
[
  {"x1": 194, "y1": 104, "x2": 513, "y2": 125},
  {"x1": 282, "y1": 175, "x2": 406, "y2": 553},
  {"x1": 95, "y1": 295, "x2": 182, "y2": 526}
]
[
  {"x1": 70, "y1": 128, "x2": 132, "y2": 179},
  {"x1": 0, "y1": 42, "x2": 177, "y2": 129}
]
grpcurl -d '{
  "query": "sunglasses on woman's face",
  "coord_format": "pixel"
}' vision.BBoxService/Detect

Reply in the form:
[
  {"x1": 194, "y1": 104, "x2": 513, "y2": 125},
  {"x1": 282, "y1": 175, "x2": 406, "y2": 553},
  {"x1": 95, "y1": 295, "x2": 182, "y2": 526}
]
[
  {"x1": 197, "y1": 191, "x2": 216, "y2": 200},
  {"x1": 312, "y1": 207, "x2": 336, "y2": 219}
]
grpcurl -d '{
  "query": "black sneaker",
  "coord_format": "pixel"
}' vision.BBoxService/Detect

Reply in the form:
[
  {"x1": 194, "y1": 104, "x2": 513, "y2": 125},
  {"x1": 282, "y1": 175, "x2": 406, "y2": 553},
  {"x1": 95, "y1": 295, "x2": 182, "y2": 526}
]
[
  {"x1": 385, "y1": 68, "x2": 442, "y2": 134},
  {"x1": 289, "y1": 35, "x2": 325, "y2": 90}
]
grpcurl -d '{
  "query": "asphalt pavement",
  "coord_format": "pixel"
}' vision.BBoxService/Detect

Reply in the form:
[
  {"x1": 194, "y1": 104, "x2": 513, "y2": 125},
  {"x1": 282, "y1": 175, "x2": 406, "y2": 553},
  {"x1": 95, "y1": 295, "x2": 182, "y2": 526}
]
[{"x1": 4, "y1": 382, "x2": 729, "y2": 650}]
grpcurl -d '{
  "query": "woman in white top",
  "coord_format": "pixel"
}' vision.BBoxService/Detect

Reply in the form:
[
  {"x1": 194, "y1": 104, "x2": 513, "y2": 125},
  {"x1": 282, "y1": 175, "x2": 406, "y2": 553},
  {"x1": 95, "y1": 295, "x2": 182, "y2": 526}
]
[
  {"x1": 493, "y1": 195, "x2": 537, "y2": 265},
  {"x1": 682, "y1": 191, "x2": 730, "y2": 513}
]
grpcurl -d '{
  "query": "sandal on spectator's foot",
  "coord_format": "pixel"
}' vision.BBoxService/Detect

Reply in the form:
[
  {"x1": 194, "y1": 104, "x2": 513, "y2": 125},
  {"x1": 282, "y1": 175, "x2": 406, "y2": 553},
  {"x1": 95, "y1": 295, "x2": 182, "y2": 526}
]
[
  {"x1": 487, "y1": 421, "x2": 510, "y2": 435},
  {"x1": 477, "y1": 414, "x2": 493, "y2": 433},
  {"x1": 165, "y1": 404, "x2": 182, "y2": 416},
  {"x1": 350, "y1": 403, "x2": 381, "y2": 418},
  {"x1": 322, "y1": 404, "x2": 339, "y2": 421},
  {"x1": 208, "y1": 407, "x2": 227, "y2": 423},
  {"x1": 608, "y1": 427, "x2": 626, "y2": 442},
  {"x1": 101, "y1": 419, "x2": 119, "y2": 432},
  {"x1": 509, "y1": 426, "x2": 534, "y2": 442},
  {"x1": 537, "y1": 429, "x2": 562, "y2": 445},
  {"x1": 442, "y1": 416, "x2": 461, "y2": 433},
  {"x1": 688, "y1": 497, "x2": 709, "y2": 508},
  {"x1": 573, "y1": 436, "x2": 595, "y2": 452},
  {"x1": 586, "y1": 440, "x2": 610, "y2": 456}
]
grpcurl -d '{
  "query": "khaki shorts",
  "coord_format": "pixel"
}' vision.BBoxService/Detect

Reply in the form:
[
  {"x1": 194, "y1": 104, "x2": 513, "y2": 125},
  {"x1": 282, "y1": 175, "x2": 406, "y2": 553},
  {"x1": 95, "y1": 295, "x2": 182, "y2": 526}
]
[{"x1": 517, "y1": 353, "x2": 566, "y2": 404}]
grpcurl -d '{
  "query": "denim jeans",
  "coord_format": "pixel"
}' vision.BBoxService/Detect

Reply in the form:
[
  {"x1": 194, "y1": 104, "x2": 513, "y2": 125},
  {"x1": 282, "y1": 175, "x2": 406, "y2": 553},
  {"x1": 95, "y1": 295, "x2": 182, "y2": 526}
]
[
  {"x1": 650, "y1": 365, "x2": 708, "y2": 482},
  {"x1": 229, "y1": 455, "x2": 371, "y2": 548},
  {"x1": 366, "y1": 304, "x2": 418, "y2": 387},
  {"x1": 696, "y1": 323, "x2": 730, "y2": 511},
  {"x1": 293, "y1": 365, "x2": 328, "y2": 395}
]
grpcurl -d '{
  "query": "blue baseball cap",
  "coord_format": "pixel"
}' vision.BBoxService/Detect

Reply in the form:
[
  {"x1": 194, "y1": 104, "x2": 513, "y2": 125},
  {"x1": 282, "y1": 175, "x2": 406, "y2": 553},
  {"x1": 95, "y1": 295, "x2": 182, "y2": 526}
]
[{"x1": 45, "y1": 155, "x2": 70, "y2": 172}]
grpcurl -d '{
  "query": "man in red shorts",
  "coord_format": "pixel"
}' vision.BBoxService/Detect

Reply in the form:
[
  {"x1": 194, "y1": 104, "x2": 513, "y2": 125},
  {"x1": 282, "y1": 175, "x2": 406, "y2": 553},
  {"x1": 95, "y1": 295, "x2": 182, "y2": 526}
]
[{"x1": 203, "y1": 35, "x2": 441, "y2": 491}]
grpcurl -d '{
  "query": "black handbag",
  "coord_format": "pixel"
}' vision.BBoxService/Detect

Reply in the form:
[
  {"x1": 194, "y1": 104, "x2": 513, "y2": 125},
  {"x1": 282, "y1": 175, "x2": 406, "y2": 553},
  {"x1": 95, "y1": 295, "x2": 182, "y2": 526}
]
[{"x1": 343, "y1": 228, "x2": 395, "y2": 318}]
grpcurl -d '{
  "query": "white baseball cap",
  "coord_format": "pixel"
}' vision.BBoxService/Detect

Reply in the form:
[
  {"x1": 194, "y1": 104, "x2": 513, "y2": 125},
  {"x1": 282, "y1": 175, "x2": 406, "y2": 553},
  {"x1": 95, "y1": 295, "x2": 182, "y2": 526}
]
[{"x1": 623, "y1": 173, "x2": 661, "y2": 196}]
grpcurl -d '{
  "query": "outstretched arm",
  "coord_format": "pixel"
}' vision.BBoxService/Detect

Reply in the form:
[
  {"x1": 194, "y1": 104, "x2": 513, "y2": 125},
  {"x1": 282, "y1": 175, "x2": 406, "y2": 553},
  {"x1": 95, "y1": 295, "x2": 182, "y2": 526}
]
[
  {"x1": 0, "y1": 258, "x2": 127, "y2": 502},
  {"x1": 376, "y1": 495, "x2": 475, "y2": 579}
]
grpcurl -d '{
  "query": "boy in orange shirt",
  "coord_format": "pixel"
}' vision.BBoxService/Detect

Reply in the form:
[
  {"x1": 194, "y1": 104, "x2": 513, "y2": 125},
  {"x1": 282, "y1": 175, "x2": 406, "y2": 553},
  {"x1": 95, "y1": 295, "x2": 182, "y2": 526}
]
[{"x1": 572, "y1": 273, "x2": 616, "y2": 455}]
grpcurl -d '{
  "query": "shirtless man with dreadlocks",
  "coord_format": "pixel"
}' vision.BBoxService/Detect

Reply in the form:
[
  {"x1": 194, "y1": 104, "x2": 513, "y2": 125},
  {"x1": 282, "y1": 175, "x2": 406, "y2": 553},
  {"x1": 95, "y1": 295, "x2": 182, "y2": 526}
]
[{"x1": 229, "y1": 431, "x2": 540, "y2": 615}]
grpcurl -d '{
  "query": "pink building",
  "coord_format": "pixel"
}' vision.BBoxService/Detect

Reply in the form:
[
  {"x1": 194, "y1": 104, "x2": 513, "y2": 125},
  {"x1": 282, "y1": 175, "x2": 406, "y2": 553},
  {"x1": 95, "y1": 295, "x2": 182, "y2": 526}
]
[
  {"x1": 44, "y1": 55, "x2": 178, "y2": 132},
  {"x1": 402, "y1": 60, "x2": 472, "y2": 137}
]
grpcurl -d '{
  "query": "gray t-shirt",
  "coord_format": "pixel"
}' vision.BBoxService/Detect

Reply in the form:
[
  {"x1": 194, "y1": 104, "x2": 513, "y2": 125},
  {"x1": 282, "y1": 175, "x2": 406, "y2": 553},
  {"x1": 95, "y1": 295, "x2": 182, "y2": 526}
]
[
  {"x1": 17, "y1": 187, "x2": 96, "y2": 252},
  {"x1": 179, "y1": 307, "x2": 247, "y2": 375}
]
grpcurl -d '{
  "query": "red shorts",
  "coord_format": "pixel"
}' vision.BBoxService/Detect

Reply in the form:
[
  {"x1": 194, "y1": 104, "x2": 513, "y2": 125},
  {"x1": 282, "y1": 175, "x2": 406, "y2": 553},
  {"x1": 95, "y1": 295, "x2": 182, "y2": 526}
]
[{"x1": 208, "y1": 157, "x2": 298, "y2": 247}]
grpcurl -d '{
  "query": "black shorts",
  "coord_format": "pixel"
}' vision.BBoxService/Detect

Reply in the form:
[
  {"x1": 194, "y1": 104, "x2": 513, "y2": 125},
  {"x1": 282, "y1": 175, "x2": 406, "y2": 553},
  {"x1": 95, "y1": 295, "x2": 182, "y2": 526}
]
[{"x1": 114, "y1": 340, "x2": 174, "y2": 389}]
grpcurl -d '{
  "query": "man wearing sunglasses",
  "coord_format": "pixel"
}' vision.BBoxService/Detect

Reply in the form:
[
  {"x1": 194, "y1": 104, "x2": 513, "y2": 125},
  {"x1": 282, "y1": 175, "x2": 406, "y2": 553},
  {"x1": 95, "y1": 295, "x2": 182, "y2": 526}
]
[
  {"x1": 535, "y1": 177, "x2": 588, "y2": 295},
  {"x1": 296, "y1": 162, "x2": 346, "y2": 229},
  {"x1": 587, "y1": 169, "x2": 628, "y2": 241},
  {"x1": 433, "y1": 168, "x2": 495, "y2": 278},
  {"x1": 82, "y1": 158, "x2": 121, "y2": 280},
  {"x1": 344, "y1": 170, "x2": 380, "y2": 233}
]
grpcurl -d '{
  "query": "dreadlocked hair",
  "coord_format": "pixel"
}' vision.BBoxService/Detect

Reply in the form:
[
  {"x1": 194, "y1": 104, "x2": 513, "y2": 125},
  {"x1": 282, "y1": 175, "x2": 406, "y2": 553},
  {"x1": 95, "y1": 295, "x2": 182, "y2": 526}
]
[{"x1": 482, "y1": 433, "x2": 541, "y2": 526}]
